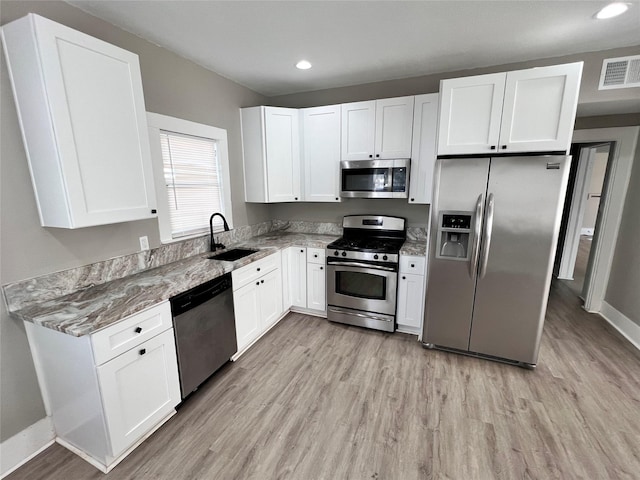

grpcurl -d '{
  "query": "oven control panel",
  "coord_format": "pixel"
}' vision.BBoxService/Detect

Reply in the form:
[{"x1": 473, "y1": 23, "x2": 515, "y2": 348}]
[{"x1": 326, "y1": 249, "x2": 399, "y2": 264}]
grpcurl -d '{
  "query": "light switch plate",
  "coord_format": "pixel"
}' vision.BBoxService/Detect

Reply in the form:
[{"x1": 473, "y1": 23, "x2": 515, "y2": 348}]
[{"x1": 139, "y1": 236, "x2": 150, "y2": 251}]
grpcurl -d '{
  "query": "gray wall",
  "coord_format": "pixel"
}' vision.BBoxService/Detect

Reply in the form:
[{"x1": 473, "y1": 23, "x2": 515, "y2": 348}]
[
  {"x1": 0, "y1": 0, "x2": 268, "y2": 442},
  {"x1": 605, "y1": 137, "x2": 640, "y2": 325}
]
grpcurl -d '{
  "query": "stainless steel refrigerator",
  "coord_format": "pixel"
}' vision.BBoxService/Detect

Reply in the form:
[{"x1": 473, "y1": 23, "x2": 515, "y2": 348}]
[{"x1": 422, "y1": 155, "x2": 570, "y2": 367}]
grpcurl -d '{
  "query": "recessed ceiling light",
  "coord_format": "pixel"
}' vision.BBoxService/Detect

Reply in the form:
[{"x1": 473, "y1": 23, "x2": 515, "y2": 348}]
[
  {"x1": 296, "y1": 60, "x2": 312, "y2": 70},
  {"x1": 595, "y1": 2, "x2": 629, "y2": 19}
]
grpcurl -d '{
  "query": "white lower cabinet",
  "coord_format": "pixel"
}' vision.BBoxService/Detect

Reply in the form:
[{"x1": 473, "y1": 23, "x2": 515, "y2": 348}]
[
  {"x1": 232, "y1": 252, "x2": 284, "y2": 353},
  {"x1": 396, "y1": 255, "x2": 427, "y2": 335},
  {"x1": 97, "y1": 329, "x2": 180, "y2": 457},
  {"x1": 306, "y1": 263, "x2": 326, "y2": 311},
  {"x1": 24, "y1": 301, "x2": 180, "y2": 472}
]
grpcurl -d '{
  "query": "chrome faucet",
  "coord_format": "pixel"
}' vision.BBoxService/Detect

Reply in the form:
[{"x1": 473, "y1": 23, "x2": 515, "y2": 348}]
[{"x1": 209, "y1": 212, "x2": 230, "y2": 252}]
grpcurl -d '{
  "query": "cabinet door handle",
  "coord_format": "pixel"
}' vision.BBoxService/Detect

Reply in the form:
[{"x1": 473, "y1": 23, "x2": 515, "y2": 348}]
[
  {"x1": 139, "y1": 348, "x2": 146, "y2": 355},
  {"x1": 320, "y1": 266, "x2": 323, "y2": 270},
  {"x1": 295, "y1": 197, "x2": 298, "y2": 200},
  {"x1": 261, "y1": 280, "x2": 264, "y2": 284},
  {"x1": 257, "y1": 267, "x2": 261, "y2": 272},
  {"x1": 501, "y1": 145, "x2": 507, "y2": 150},
  {"x1": 256, "y1": 281, "x2": 260, "y2": 286},
  {"x1": 135, "y1": 327, "x2": 142, "y2": 334},
  {"x1": 300, "y1": 249, "x2": 304, "y2": 253},
  {"x1": 369, "y1": 154, "x2": 373, "y2": 158},
  {"x1": 490, "y1": 146, "x2": 496, "y2": 150},
  {"x1": 402, "y1": 276, "x2": 406, "y2": 280},
  {"x1": 411, "y1": 264, "x2": 415, "y2": 268},
  {"x1": 410, "y1": 198, "x2": 415, "y2": 202},
  {"x1": 335, "y1": 197, "x2": 339, "y2": 201},
  {"x1": 314, "y1": 254, "x2": 318, "y2": 258},
  {"x1": 376, "y1": 154, "x2": 380, "y2": 158}
]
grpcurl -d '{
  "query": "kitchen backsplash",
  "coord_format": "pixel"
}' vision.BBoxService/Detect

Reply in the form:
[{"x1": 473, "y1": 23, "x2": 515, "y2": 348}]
[{"x1": 3, "y1": 219, "x2": 425, "y2": 313}]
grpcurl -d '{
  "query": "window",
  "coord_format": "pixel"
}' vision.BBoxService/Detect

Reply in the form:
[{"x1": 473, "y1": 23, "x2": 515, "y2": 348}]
[{"x1": 147, "y1": 113, "x2": 233, "y2": 243}]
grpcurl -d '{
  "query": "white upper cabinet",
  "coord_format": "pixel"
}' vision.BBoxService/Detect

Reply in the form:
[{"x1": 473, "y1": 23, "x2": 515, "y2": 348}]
[
  {"x1": 302, "y1": 105, "x2": 341, "y2": 202},
  {"x1": 341, "y1": 96, "x2": 414, "y2": 160},
  {"x1": 374, "y1": 96, "x2": 415, "y2": 159},
  {"x1": 1, "y1": 14, "x2": 157, "y2": 228},
  {"x1": 498, "y1": 63, "x2": 583, "y2": 153},
  {"x1": 409, "y1": 94, "x2": 439, "y2": 204},
  {"x1": 241, "y1": 106, "x2": 301, "y2": 203},
  {"x1": 438, "y1": 62, "x2": 583, "y2": 156},
  {"x1": 437, "y1": 73, "x2": 506, "y2": 156}
]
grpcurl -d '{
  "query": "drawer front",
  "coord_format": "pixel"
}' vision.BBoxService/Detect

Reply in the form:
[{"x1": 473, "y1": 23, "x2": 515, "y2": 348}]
[
  {"x1": 307, "y1": 247, "x2": 326, "y2": 265},
  {"x1": 232, "y1": 251, "x2": 281, "y2": 290},
  {"x1": 92, "y1": 302, "x2": 172, "y2": 366},
  {"x1": 400, "y1": 255, "x2": 426, "y2": 275}
]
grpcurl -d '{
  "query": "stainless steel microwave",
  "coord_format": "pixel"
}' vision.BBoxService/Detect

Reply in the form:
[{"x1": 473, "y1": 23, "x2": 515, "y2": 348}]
[{"x1": 340, "y1": 159, "x2": 410, "y2": 199}]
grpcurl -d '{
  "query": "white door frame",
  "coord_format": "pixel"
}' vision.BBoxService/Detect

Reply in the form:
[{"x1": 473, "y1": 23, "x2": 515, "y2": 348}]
[
  {"x1": 557, "y1": 145, "x2": 600, "y2": 280},
  {"x1": 571, "y1": 127, "x2": 639, "y2": 313}
]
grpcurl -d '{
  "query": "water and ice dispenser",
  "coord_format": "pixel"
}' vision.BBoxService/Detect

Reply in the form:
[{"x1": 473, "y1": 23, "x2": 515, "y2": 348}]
[{"x1": 436, "y1": 212, "x2": 472, "y2": 260}]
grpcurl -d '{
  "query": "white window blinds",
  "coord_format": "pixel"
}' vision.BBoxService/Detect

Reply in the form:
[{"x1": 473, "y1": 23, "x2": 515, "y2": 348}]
[{"x1": 159, "y1": 131, "x2": 226, "y2": 238}]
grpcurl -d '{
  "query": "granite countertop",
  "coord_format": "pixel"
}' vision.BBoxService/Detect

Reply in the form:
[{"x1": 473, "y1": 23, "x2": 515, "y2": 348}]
[
  {"x1": 12, "y1": 232, "x2": 339, "y2": 337},
  {"x1": 400, "y1": 240, "x2": 428, "y2": 257}
]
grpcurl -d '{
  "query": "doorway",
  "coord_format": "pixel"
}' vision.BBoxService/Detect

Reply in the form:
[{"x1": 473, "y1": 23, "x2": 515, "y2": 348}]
[{"x1": 555, "y1": 142, "x2": 613, "y2": 299}]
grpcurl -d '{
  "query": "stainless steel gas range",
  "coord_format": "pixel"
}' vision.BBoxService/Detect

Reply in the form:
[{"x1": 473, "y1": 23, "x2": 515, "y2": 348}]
[{"x1": 326, "y1": 215, "x2": 406, "y2": 332}]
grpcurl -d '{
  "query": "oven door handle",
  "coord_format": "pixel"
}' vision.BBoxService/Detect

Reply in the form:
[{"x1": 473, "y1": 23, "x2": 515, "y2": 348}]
[{"x1": 327, "y1": 261, "x2": 396, "y2": 272}]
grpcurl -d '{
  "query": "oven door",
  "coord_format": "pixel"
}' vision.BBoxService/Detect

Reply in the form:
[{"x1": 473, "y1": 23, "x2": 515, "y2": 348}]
[{"x1": 327, "y1": 261, "x2": 398, "y2": 316}]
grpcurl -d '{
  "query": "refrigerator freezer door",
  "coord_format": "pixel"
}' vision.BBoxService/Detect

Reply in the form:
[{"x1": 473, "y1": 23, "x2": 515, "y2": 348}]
[
  {"x1": 469, "y1": 156, "x2": 570, "y2": 364},
  {"x1": 423, "y1": 157, "x2": 490, "y2": 350}
]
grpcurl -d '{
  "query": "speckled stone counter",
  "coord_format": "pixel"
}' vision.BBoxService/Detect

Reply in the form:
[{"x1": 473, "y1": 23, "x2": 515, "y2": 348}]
[
  {"x1": 8, "y1": 232, "x2": 339, "y2": 337},
  {"x1": 400, "y1": 240, "x2": 428, "y2": 257}
]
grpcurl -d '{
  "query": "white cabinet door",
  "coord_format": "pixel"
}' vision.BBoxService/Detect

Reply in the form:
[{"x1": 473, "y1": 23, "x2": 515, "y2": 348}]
[
  {"x1": 306, "y1": 263, "x2": 326, "y2": 312},
  {"x1": 396, "y1": 273, "x2": 425, "y2": 331},
  {"x1": 97, "y1": 329, "x2": 180, "y2": 457},
  {"x1": 233, "y1": 282, "x2": 262, "y2": 351},
  {"x1": 498, "y1": 63, "x2": 582, "y2": 153},
  {"x1": 375, "y1": 96, "x2": 414, "y2": 159},
  {"x1": 437, "y1": 73, "x2": 506, "y2": 156},
  {"x1": 265, "y1": 107, "x2": 301, "y2": 202},
  {"x1": 409, "y1": 94, "x2": 439, "y2": 204},
  {"x1": 1, "y1": 14, "x2": 156, "y2": 228},
  {"x1": 341, "y1": 101, "x2": 376, "y2": 160},
  {"x1": 302, "y1": 105, "x2": 341, "y2": 202},
  {"x1": 289, "y1": 247, "x2": 307, "y2": 308},
  {"x1": 259, "y1": 268, "x2": 284, "y2": 330}
]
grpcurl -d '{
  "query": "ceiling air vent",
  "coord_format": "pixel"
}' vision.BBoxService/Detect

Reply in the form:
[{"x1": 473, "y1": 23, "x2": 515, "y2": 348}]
[{"x1": 599, "y1": 55, "x2": 640, "y2": 90}]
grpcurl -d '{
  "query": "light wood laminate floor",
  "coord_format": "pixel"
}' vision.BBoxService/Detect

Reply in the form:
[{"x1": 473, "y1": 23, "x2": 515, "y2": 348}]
[{"x1": 8, "y1": 280, "x2": 640, "y2": 480}]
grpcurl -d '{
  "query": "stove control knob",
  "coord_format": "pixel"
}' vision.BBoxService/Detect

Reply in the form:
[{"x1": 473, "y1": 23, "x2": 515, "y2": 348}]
[
  {"x1": 373, "y1": 254, "x2": 379, "y2": 260},
  {"x1": 341, "y1": 251, "x2": 347, "y2": 257},
  {"x1": 383, "y1": 255, "x2": 388, "y2": 261},
  {"x1": 334, "y1": 250, "x2": 339, "y2": 256}
]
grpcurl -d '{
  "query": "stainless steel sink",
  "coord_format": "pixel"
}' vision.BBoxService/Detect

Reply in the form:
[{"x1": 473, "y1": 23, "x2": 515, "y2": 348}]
[{"x1": 207, "y1": 248, "x2": 258, "y2": 261}]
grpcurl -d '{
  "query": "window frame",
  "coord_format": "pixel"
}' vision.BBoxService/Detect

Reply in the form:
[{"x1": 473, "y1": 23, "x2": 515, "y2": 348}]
[{"x1": 147, "y1": 112, "x2": 233, "y2": 244}]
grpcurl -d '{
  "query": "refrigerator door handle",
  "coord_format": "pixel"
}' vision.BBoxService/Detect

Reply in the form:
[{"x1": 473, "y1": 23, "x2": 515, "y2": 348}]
[
  {"x1": 469, "y1": 194, "x2": 484, "y2": 278},
  {"x1": 479, "y1": 193, "x2": 495, "y2": 279}
]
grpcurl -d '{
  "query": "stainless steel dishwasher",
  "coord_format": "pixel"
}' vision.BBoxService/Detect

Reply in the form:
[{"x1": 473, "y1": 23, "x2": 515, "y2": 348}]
[{"x1": 170, "y1": 273, "x2": 237, "y2": 399}]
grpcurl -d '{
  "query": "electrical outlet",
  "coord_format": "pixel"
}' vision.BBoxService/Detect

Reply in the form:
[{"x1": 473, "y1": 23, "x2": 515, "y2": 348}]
[{"x1": 139, "y1": 236, "x2": 150, "y2": 251}]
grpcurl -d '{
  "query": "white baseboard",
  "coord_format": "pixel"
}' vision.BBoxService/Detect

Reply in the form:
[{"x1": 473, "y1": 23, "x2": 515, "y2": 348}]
[
  {"x1": 599, "y1": 301, "x2": 640, "y2": 351},
  {"x1": 0, "y1": 416, "x2": 54, "y2": 478}
]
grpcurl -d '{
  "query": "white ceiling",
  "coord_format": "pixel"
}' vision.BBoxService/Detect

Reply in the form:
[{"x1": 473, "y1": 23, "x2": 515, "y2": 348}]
[{"x1": 69, "y1": 1, "x2": 640, "y2": 97}]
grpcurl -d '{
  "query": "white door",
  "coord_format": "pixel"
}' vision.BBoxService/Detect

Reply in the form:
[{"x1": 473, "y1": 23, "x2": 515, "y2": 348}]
[
  {"x1": 302, "y1": 105, "x2": 341, "y2": 202},
  {"x1": 306, "y1": 263, "x2": 326, "y2": 312},
  {"x1": 499, "y1": 63, "x2": 582, "y2": 153},
  {"x1": 409, "y1": 94, "x2": 439, "y2": 204},
  {"x1": 374, "y1": 96, "x2": 414, "y2": 159},
  {"x1": 233, "y1": 282, "x2": 262, "y2": 351},
  {"x1": 341, "y1": 101, "x2": 376, "y2": 160},
  {"x1": 264, "y1": 107, "x2": 301, "y2": 202},
  {"x1": 15, "y1": 14, "x2": 156, "y2": 228},
  {"x1": 97, "y1": 329, "x2": 180, "y2": 457},
  {"x1": 259, "y1": 269, "x2": 284, "y2": 329},
  {"x1": 437, "y1": 73, "x2": 506, "y2": 156},
  {"x1": 289, "y1": 248, "x2": 307, "y2": 308},
  {"x1": 396, "y1": 273, "x2": 425, "y2": 331}
]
